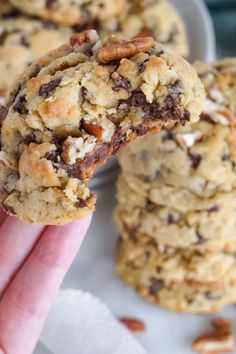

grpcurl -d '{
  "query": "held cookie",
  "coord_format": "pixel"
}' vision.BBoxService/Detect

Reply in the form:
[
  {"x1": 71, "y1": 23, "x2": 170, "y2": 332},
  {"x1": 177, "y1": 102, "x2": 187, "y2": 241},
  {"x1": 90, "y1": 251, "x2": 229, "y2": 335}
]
[
  {"x1": 119, "y1": 0, "x2": 189, "y2": 57},
  {"x1": 9, "y1": 0, "x2": 127, "y2": 26},
  {"x1": 0, "y1": 17, "x2": 72, "y2": 101},
  {"x1": 0, "y1": 30, "x2": 204, "y2": 224}
]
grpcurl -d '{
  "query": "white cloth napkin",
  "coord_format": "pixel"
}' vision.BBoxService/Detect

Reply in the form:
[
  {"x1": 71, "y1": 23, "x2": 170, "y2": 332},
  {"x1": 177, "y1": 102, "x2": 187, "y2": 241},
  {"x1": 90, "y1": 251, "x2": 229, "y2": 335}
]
[{"x1": 40, "y1": 289, "x2": 147, "y2": 354}]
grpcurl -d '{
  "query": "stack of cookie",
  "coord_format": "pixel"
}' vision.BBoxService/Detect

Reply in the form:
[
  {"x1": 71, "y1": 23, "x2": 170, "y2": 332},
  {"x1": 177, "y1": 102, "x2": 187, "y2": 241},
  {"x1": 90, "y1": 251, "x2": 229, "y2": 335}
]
[
  {"x1": 115, "y1": 59, "x2": 236, "y2": 313},
  {"x1": 0, "y1": 0, "x2": 188, "y2": 106}
]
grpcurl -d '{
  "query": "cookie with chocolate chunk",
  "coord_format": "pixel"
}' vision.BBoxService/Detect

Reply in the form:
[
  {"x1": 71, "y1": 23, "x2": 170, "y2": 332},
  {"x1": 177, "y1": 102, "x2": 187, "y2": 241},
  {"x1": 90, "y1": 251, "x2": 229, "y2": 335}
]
[
  {"x1": 9, "y1": 0, "x2": 128, "y2": 26},
  {"x1": 142, "y1": 280, "x2": 236, "y2": 313},
  {"x1": 0, "y1": 30, "x2": 204, "y2": 224},
  {"x1": 115, "y1": 236, "x2": 236, "y2": 286},
  {"x1": 117, "y1": 0, "x2": 189, "y2": 57},
  {"x1": 0, "y1": 17, "x2": 72, "y2": 102},
  {"x1": 116, "y1": 238, "x2": 236, "y2": 313},
  {"x1": 115, "y1": 174, "x2": 236, "y2": 252},
  {"x1": 119, "y1": 59, "x2": 236, "y2": 197}
]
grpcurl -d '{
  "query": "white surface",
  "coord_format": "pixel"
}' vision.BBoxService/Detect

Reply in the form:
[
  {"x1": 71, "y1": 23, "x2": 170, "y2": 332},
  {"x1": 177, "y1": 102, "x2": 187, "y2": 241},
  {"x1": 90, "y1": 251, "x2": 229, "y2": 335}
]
[
  {"x1": 92, "y1": 0, "x2": 216, "y2": 188},
  {"x1": 62, "y1": 181, "x2": 236, "y2": 354},
  {"x1": 40, "y1": 289, "x2": 146, "y2": 354}
]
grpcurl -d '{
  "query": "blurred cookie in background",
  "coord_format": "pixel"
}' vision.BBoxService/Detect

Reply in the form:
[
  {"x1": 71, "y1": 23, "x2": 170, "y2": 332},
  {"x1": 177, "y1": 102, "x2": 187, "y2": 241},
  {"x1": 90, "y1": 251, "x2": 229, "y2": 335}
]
[
  {"x1": 9, "y1": 0, "x2": 128, "y2": 26},
  {"x1": 118, "y1": 0, "x2": 189, "y2": 57},
  {"x1": 115, "y1": 58, "x2": 236, "y2": 313},
  {"x1": 115, "y1": 236, "x2": 236, "y2": 285},
  {"x1": 115, "y1": 175, "x2": 236, "y2": 252},
  {"x1": 0, "y1": 17, "x2": 72, "y2": 101},
  {"x1": 115, "y1": 236, "x2": 236, "y2": 313}
]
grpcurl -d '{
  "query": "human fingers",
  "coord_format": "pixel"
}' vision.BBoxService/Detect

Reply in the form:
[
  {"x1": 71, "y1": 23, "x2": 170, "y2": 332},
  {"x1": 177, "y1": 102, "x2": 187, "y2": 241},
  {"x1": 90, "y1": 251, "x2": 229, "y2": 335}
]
[
  {"x1": 0, "y1": 218, "x2": 45, "y2": 297},
  {"x1": 0, "y1": 214, "x2": 92, "y2": 354}
]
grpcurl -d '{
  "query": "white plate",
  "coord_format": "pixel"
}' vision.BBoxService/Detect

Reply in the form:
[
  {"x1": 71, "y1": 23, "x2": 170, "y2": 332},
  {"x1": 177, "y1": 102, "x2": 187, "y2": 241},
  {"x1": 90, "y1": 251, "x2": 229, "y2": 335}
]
[{"x1": 54, "y1": 2, "x2": 220, "y2": 354}]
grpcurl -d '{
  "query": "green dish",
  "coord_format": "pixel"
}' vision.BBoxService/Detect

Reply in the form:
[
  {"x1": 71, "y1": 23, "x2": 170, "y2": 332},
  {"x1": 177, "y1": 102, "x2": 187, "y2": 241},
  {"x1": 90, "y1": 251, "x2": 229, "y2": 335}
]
[
  {"x1": 205, "y1": 0, "x2": 236, "y2": 9},
  {"x1": 210, "y1": 8, "x2": 236, "y2": 57}
]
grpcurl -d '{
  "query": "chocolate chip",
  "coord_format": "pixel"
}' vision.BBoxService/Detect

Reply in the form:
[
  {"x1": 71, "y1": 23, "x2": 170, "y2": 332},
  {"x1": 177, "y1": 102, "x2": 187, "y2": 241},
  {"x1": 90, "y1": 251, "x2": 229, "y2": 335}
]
[
  {"x1": 41, "y1": 20, "x2": 58, "y2": 29},
  {"x1": 142, "y1": 171, "x2": 162, "y2": 182},
  {"x1": 196, "y1": 231, "x2": 205, "y2": 244},
  {"x1": 205, "y1": 291, "x2": 221, "y2": 300},
  {"x1": 208, "y1": 205, "x2": 219, "y2": 213},
  {"x1": 188, "y1": 153, "x2": 202, "y2": 168},
  {"x1": 162, "y1": 131, "x2": 174, "y2": 141},
  {"x1": 167, "y1": 214, "x2": 175, "y2": 224},
  {"x1": 146, "y1": 201, "x2": 156, "y2": 212},
  {"x1": 119, "y1": 85, "x2": 190, "y2": 126},
  {"x1": 23, "y1": 134, "x2": 36, "y2": 145},
  {"x1": 76, "y1": 199, "x2": 87, "y2": 208},
  {"x1": 34, "y1": 64, "x2": 41, "y2": 76},
  {"x1": 20, "y1": 35, "x2": 30, "y2": 47},
  {"x1": 156, "y1": 266, "x2": 162, "y2": 273},
  {"x1": 46, "y1": 0, "x2": 57, "y2": 9},
  {"x1": 112, "y1": 75, "x2": 132, "y2": 92},
  {"x1": 222, "y1": 154, "x2": 231, "y2": 162},
  {"x1": 0, "y1": 105, "x2": 8, "y2": 121},
  {"x1": 13, "y1": 95, "x2": 28, "y2": 114},
  {"x1": 0, "y1": 31, "x2": 8, "y2": 45},
  {"x1": 45, "y1": 150, "x2": 59, "y2": 163},
  {"x1": 149, "y1": 279, "x2": 164, "y2": 295},
  {"x1": 131, "y1": 124, "x2": 149, "y2": 136},
  {"x1": 81, "y1": 86, "x2": 88, "y2": 101},
  {"x1": 39, "y1": 77, "x2": 62, "y2": 98},
  {"x1": 139, "y1": 59, "x2": 149, "y2": 73}
]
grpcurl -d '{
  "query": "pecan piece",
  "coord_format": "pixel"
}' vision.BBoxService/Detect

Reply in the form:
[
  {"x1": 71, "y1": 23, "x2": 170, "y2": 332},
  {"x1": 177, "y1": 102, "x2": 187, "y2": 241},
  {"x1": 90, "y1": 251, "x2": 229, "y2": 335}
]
[
  {"x1": 211, "y1": 318, "x2": 232, "y2": 335},
  {"x1": 192, "y1": 317, "x2": 234, "y2": 354},
  {"x1": 98, "y1": 37, "x2": 155, "y2": 64},
  {"x1": 82, "y1": 121, "x2": 103, "y2": 141},
  {"x1": 119, "y1": 317, "x2": 146, "y2": 333},
  {"x1": 70, "y1": 29, "x2": 99, "y2": 47}
]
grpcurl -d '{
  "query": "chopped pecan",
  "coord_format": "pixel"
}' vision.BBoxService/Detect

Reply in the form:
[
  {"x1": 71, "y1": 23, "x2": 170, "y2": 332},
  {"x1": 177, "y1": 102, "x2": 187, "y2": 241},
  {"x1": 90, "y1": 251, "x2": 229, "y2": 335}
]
[
  {"x1": 119, "y1": 317, "x2": 146, "y2": 333},
  {"x1": 82, "y1": 121, "x2": 103, "y2": 141},
  {"x1": 192, "y1": 317, "x2": 234, "y2": 354},
  {"x1": 211, "y1": 318, "x2": 232, "y2": 335},
  {"x1": 192, "y1": 333, "x2": 234, "y2": 354},
  {"x1": 98, "y1": 37, "x2": 155, "y2": 64},
  {"x1": 70, "y1": 29, "x2": 99, "y2": 47}
]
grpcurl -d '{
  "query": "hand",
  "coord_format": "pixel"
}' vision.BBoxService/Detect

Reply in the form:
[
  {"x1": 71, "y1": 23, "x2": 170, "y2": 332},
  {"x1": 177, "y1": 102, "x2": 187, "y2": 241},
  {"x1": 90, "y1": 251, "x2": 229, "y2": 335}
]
[{"x1": 0, "y1": 208, "x2": 92, "y2": 354}]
